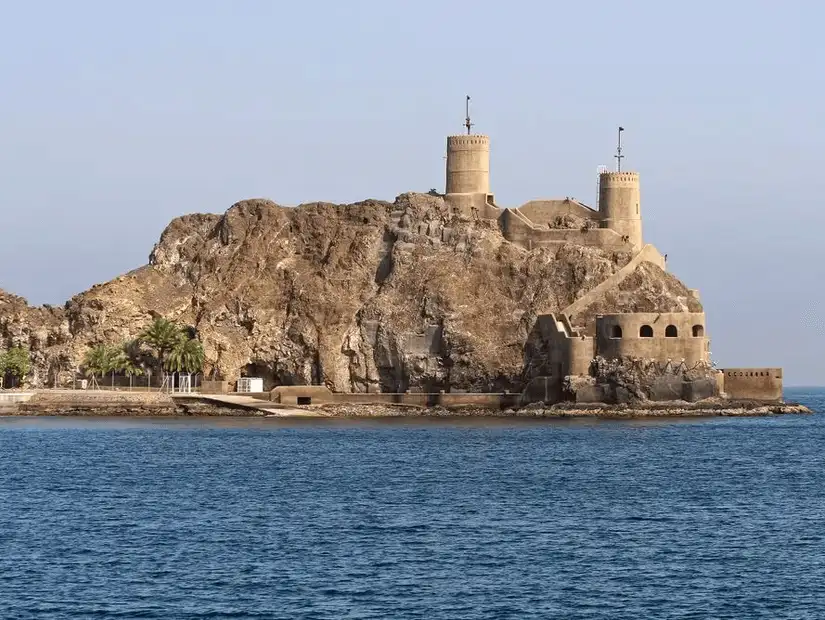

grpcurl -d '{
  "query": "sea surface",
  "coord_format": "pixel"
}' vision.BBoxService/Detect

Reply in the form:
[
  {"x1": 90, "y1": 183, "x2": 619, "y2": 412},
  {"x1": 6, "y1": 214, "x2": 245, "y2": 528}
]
[{"x1": 1, "y1": 389, "x2": 824, "y2": 619}]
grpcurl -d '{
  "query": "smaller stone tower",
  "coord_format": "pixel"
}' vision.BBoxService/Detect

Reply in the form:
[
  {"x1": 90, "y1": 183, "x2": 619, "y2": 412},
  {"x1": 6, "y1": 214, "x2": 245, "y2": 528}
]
[
  {"x1": 599, "y1": 171, "x2": 642, "y2": 251},
  {"x1": 444, "y1": 135, "x2": 492, "y2": 215},
  {"x1": 446, "y1": 135, "x2": 489, "y2": 195}
]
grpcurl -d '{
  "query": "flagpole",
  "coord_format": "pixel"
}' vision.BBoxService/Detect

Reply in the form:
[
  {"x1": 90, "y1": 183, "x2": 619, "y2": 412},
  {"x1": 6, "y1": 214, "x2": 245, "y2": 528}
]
[{"x1": 615, "y1": 126, "x2": 625, "y2": 172}]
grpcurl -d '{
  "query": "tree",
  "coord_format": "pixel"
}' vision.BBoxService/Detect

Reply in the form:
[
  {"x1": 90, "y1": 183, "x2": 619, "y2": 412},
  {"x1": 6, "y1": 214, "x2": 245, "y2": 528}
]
[
  {"x1": 120, "y1": 339, "x2": 150, "y2": 389},
  {"x1": 1, "y1": 346, "x2": 31, "y2": 388},
  {"x1": 165, "y1": 337, "x2": 205, "y2": 374},
  {"x1": 139, "y1": 318, "x2": 182, "y2": 370},
  {"x1": 118, "y1": 341, "x2": 145, "y2": 390},
  {"x1": 123, "y1": 338, "x2": 153, "y2": 370},
  {"x1": 82, "y1": 344, "x2": 119, "y2": 388},
  {"x1": 82, "y1": 342, "x2": 148, "y2": 390}
]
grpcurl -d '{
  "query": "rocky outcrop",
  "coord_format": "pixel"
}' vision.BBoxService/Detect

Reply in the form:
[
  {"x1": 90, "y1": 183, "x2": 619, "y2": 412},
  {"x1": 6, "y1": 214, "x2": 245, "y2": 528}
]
[
  {"x1": 0, "y1": 192, "x2": 701, "y2": 391},
  {"x1": 566, "y1": 356, "x2": 719, "y2": 404}
]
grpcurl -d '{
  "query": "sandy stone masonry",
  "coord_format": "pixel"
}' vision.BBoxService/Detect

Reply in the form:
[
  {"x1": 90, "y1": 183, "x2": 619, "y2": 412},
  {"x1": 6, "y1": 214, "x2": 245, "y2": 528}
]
[
  {"x1": 444, "y1": 134, "x2": 642, "y2": 252},
  {"x1": 443, "y1": 129, "x2": 782, "y2": 401}
]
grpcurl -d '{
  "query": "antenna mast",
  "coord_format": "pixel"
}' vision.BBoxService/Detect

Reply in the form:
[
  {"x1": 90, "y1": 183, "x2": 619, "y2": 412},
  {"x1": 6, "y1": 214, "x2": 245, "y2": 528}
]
[
  {"x1": 464, "y1": 95, "x2": 473, "y2": 135},
  {"x1": 615, "y1": 126, "x2": 625, "y2": 172}
]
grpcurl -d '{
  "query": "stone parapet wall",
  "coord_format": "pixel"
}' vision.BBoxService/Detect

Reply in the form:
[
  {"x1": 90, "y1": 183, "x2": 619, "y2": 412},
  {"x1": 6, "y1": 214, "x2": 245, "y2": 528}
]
[
  {"x1": 513, "y1": 199, "x2": 599, "y2": 228},
  {"x1": 500, "y1": 208, "x2": 628, "y2": 251},
  {"x1": 721, "y1": 368, "x2": 783, "y2": 402}
]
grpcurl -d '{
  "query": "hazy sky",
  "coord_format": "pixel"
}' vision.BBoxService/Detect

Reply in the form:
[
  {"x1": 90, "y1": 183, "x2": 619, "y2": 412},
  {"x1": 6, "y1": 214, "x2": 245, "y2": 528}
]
[{"x1": 1, "y1": 1, "x2": 823, "y2": 384}]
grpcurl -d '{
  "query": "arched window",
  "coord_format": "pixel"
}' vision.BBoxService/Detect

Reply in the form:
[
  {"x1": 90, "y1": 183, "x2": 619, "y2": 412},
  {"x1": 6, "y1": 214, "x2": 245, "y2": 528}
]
[
  {"x1": 665, "y1": 325, "x2": 678, "y2": 338},
  {"x1": 639, "y1": 325, "x2": 653, "y2": 338},
  {"x1": 611, "y1": 325, "x2": 623, "y2": 339},
  {"x1": 692, "y1": 325, "x2": 704, "y2": 337}
]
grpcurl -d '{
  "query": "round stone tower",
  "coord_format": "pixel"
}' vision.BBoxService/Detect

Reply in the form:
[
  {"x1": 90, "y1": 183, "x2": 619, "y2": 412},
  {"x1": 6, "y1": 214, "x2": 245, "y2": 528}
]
[
  {"x1": 445, "y1": 135, "x2": 490, "y2": 195},
  {"x1": 599, "y1": 171, "x2": 642, "y2": 251}
]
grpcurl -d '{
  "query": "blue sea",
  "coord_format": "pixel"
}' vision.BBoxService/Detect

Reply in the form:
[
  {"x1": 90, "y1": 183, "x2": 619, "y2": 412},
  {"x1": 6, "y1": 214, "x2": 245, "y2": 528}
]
[{"x1": 1, "y1": 389, "x2": 824, "y2": 619}]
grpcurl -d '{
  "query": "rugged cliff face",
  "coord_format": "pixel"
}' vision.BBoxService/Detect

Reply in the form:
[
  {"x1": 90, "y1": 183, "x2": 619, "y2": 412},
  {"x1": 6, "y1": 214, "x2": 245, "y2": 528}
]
[{"x1": 0, "y1": 193, "x2": 701, "y2": 390}]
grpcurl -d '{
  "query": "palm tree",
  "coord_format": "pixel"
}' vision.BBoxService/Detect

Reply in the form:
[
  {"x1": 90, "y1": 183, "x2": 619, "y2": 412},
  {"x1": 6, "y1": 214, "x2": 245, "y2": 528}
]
[
  {"x1": 165, "y1": 337, "x2": 205, "y2": 374},
  {"x1": 139, "y1": 318, "x2": 182, "y2": 370},
  {"x1": 83, "y1": 344, "x2": 117, "y2": 389},
  {"x1": 122, "y1": 339, "x2": 151, "y2": 387},
  {"x1": 116, "y1": 342, "x2": 144, "y2": 391}
]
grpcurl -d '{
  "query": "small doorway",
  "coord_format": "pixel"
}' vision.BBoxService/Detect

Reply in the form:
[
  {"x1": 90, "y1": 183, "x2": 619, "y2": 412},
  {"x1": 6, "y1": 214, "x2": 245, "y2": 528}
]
[{"x1": 297, "y1": 396, "x2": 312, "y2": 405}]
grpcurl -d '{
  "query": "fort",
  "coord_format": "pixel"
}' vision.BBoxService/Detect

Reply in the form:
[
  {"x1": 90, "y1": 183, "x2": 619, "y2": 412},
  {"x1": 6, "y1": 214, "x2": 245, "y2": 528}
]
[
  {"x1": 182, "y1": 120, "x2": 785, "y2": 411},
  {"x1": 430, "y1": 121, "x2": 782, "y2": 406},
  {"x1": 0, "y1": 109, "x2": 793, "y2": 415}
]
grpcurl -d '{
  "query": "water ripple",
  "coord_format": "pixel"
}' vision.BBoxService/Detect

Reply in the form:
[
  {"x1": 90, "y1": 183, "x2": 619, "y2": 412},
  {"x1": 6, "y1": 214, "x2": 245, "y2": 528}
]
[{"x1": 0, "y1": 389, "x2": 824, "y2": 618}]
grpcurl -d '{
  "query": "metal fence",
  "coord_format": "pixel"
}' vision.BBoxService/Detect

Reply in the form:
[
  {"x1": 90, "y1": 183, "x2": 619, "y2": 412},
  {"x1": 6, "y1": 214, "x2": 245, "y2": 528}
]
[{"x1": 67, "y1": 372, "x2": 205, "y2": 393}]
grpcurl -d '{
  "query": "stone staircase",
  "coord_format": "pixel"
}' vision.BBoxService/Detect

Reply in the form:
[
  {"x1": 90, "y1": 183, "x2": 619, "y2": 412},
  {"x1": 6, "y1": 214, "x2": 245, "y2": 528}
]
[{"x1": 561, "y1": 244, "x2": 665, "y2": 322}]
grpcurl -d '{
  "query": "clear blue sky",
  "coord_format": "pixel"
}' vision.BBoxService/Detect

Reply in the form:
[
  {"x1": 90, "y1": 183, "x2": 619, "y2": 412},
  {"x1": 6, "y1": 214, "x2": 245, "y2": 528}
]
[{"x1": 1, "y1": 0, "x2": 823, "y2": 384}]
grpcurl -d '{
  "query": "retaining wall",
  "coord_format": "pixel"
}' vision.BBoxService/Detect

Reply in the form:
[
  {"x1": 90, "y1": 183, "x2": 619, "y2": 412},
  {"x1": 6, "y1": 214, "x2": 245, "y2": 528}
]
[
  {"x1": 18, "y1": 390, "x2": 177, "y2": 415},
  {"x1": 272, "y1": 385, "x2": 336, "y2": 405}
]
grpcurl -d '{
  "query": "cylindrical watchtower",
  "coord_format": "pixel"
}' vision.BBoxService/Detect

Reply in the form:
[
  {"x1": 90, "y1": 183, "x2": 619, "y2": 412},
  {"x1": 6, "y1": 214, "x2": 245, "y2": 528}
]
[
  {"x1": 445, "y1": 135, "x2": 490, "y2": 195},
  {"x1": 599, "y1": 171, "x2": 642, "y2": 251}
]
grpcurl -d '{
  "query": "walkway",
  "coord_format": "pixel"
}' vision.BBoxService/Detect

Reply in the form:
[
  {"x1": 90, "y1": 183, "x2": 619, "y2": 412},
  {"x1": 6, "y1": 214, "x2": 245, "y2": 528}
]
[{"x1": 174, "y1": 394, "x2": 325, "y2": 417}]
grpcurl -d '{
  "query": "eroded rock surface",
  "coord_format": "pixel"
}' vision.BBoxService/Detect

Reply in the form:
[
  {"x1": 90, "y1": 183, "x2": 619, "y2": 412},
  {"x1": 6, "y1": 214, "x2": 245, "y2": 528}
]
[{"x1": 0, "y1": 193, "x2": 701, "y2": 391}]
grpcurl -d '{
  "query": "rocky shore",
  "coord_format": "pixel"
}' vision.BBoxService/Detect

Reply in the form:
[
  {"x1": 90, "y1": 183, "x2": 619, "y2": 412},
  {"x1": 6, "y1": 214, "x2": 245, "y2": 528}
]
[
  {"x1": 315, "y1": 400, "x2": 812, "y2": 418},
  {"x1": 2, "y1": 391, "x2": 812, "y2": 418}
]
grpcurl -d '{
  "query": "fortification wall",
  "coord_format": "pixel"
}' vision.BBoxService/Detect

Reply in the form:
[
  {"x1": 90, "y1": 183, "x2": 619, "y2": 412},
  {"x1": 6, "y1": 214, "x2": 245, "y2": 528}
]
[
  {"x1": 721, "y1": 368, "x2": 783, "y2": 402},
  {"x1": 541, "y1": 313, "x2": 595, "y2": 376},
  {"x1": 446, "y1": 135, "x2": 490, "y2": 195},
  {"x1": 445, "y1": 192, "x2": 500, "y2": 219},
  {"x1": 595, "y1": 312, "x2": 708, "y2": 364},
  {"x1": 514, "y1": 199, "x2": 599, "y2": 228},
  {"x1": 500, "y1": 208, "x2": 627, "y2": 251}
]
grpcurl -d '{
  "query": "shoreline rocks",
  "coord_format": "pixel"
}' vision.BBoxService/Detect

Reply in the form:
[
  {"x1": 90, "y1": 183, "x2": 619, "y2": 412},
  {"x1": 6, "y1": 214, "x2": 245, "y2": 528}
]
[
  {"x1": 2, "y1": 391, "x2": 812, "y2": 419},
  {"x1": 315, "y1": 401, "x2": 812, "y2": 418}
]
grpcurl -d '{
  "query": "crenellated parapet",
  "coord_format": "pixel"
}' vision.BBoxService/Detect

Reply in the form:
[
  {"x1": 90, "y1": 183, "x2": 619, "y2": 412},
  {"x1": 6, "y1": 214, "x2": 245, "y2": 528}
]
[
  {"x1": 446, "y1": 135, "x2": 490, "y2": 148},
  {"x1": 598, "y1": 171, "x2": 639, "y2": 185}
]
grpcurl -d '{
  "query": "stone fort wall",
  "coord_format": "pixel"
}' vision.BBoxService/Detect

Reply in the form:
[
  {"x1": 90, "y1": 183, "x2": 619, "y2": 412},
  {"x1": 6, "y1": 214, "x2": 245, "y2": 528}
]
[
  {"x1": 443, "y1": 134, "x2": 645, "y2": 254},
  {"x1": 500, "y1": 207, "x2": 629, "y2": 252},
  {"x1": 721, "y1": 368, "x2": 783, "y2": 402},
  {"x1": 595, "y1": 313, "x2": 709, "y2": 365},
  {"x1": 513, "y1": 199, "x2": 599, "y2": 228}
]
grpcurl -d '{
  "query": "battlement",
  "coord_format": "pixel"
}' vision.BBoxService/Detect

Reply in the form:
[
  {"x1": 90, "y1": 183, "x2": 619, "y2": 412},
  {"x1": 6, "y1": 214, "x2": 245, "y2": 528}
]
[
  {"x1": 599, "y1": 171, "x2": 639, "y2": 183},
  {"x1": 447, "y1": 135, "x2": 490, "y2": 148}
]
